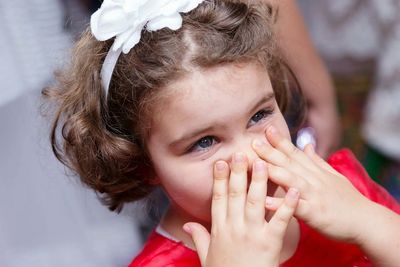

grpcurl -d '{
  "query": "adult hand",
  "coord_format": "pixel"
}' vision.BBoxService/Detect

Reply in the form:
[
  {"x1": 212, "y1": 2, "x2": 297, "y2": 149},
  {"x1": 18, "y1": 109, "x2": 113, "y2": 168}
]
[{"x1": 307, "y1": 101, "x2": 341, "y2": 158}]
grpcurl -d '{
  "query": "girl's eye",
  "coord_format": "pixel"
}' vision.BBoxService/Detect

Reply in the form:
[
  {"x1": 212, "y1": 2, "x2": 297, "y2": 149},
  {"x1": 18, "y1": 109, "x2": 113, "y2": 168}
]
[
  {"x1": 249, "y1": 108, "x2": 273, "y2": 126},
  {"x1": 188, "y1": 136, "x2": 217, "y2": 153}
]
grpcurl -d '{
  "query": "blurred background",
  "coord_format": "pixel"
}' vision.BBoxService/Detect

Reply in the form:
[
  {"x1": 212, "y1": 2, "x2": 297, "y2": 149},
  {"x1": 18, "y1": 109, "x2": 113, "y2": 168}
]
[
  {"x1": 0, "y1": 0, "x2": 399, "y2": 266},
  {"x1": 298, "y1": 0, "x2": 400, "y2": 199},
  {"x1": 0, "y1": 1, "x2": 142, "y2": 267}
]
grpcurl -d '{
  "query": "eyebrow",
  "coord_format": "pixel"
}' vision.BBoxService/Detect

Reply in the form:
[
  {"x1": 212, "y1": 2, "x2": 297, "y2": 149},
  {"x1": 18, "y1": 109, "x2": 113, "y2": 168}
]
[
  {"x1": 248, "y1": 92, "x2": 275, "y2": 119},
  {"x1": 169, "y1": 92, "x2": 275, "y2": 148}
]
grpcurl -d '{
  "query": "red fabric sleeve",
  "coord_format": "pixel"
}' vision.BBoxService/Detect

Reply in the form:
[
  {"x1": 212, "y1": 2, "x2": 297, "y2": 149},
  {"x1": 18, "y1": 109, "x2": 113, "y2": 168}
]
[
  {"x1": 128, "y1": 232, "x2": 200, "y2": 267},
  {"x1": 327, "y1": 148, "x2": 400, "y2": 214},
  {"x1": 129, "y1": 149, "x2": 399, "y2": 267}
]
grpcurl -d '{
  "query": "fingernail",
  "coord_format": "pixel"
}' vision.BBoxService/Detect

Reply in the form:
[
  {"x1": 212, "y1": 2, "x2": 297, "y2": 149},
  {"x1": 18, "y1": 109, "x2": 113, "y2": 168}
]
[
  {"x1": 215, "y1": 161, "x2": 226, "y2": 171},
  {"x1": 182, "y1": 224, "x2": 192, "y2": 234},
  {"x1": 254, "y1": 159, "x2": 266, "y2": 172},
  {"x1": 268, "y1": 126, "x2": 277, "y2": 136},
  {"x1": 252, "y1": 139, "x2": 265, "y2": 149},
  {"x1": 265, "y1": 196, "x2": 274, "y2": 206},
  {"x1": 288, "y1": 188, "x2": 299, "y2": 199},
  {"x1": 233, "y1": 152, "x2": 244, "y2": 163}
]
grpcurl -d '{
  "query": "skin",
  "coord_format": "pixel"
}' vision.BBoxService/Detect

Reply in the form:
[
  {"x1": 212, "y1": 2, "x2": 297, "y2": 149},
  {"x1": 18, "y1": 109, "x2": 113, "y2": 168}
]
[
  {"x1": 147, "y1": 63, "x2": 291, "y2": 223},
  {"x1": 146, "y1": 62, "x2": 400, "y2": 266},
  {"x1": 184, "y1": 157, "x2": 300, "y2": 267},
  {"x1": 147, "y1": 63, "x2": 300, "y2": 262},
  {"x1": 269, "y1": 0, "x2": 341, "y2": 158},
  {"x1": 252, "y1": 128, "x2": 400, "y2": 267}
]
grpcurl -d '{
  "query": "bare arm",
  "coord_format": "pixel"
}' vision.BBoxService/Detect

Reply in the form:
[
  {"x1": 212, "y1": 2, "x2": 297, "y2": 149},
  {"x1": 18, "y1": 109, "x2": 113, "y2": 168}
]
[
  {"x1": 270, "y1": 0, "x2": 341, "y2": 158},
  {"x1": 355, "y1": 202, "x2": 400, "y2": 267},
  {"x1": 253, "y1": 128, "x2": 400, "y2": 266}
]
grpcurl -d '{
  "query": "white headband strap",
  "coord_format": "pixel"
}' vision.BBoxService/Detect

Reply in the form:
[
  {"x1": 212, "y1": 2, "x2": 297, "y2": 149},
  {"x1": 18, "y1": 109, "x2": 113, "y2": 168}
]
[
  {"x1": 90, "y1": 0, "x2": 205, "y2": 97},
  {"x1": 100, "y1": 48, "x2": 122, "y2": 95}
]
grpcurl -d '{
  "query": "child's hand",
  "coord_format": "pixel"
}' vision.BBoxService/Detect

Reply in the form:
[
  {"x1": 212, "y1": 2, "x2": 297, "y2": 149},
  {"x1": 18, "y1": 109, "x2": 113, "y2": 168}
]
[
  {"x1": 183, "y1": 153, "x2": 299, "y2": 267},
  {"x1": 252, "y1": 126, "x2": 371, "y2": 243}
]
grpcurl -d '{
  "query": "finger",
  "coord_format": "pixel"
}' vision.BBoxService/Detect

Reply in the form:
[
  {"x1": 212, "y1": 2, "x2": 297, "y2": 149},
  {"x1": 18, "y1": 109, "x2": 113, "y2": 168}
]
[
  {"x1": 212, "y1": 161, "x2": 229, "y2": 226},
  {"x1": 267, "y1": 196, "x2": 310, "y2": 223},
  {"x1": 315, "y1": 143, "x2": 329, "y2": 159},
  {"x1": 253, "y1": 139, "x2": 316, "y2": 187},
  {"x1": 245, "y1": 159, "x2": 268, "y2": 225},
  {"x1": 268, "y1": 188, "x2": 300, "y2": 239},
  {"x1": 267, "y1": 164, "x2": 309, "y2": 193},
  {"x1": 183, "y1": 222, "x2": 210, "y2": 266},
  {"x1": 227, "y1": 152, "x2": 248, "y2": 221},
  {"x1": 265, "y1": 196, "x2": 283, "y2": 211},
  {"x1": 252, "y1": 139, "x2": 289, "y2": 166},
  {"x1": 266, "y1": 126, "x2": 319, "y2": 172},
  {"x1": 304, "y1": 144, "x2": 336, "y2": 175}
]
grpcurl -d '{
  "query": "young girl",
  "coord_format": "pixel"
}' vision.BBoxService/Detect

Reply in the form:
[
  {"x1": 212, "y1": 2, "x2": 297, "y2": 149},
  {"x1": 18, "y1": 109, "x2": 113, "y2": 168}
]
[{"x1": 45, "y1": 0, "x2": 400, "y2": 266}]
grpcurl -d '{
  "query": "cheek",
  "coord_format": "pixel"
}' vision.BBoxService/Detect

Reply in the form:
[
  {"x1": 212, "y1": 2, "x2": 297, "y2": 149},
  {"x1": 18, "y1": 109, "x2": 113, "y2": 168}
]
[
  {"x1": 153, "y1": 157, "x2": 215, "y2": 221},
  {"x1": 272, "y1": 112, "x2": 291, "y2": 139}
]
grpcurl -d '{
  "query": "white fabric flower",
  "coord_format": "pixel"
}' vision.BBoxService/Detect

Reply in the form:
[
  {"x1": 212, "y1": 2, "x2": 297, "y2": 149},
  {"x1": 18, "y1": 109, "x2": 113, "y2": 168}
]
[{"x1": 91, "y1": 0, "x2": 204, "y2": 54}]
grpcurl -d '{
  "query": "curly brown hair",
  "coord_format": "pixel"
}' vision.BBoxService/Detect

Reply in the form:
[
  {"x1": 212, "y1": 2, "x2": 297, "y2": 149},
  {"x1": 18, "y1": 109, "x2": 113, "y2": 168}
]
[{"x1": 43, "y1": 0, "x2": 304, "y2": 212}]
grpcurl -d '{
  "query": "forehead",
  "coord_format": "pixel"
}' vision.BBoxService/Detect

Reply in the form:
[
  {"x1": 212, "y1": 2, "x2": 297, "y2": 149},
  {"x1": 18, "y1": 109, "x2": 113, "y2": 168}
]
[
  {"x1": 149, "y1": 63, "x2": 273, "y2": 137},
  {"x1": 150, "y1": 63, "x2": 273, "y2": 132},
  {"x1": 150, "y1": 64, "x2": 273, "y2": 135}
]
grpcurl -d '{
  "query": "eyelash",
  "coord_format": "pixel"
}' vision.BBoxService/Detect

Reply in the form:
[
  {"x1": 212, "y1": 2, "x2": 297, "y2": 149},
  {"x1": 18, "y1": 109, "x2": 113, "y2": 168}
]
[
  {"x1": 187, "y1": 108, "x2": 274, "y2": 153},
  {"x1": 248, "y1": 108, "x2": 274, "y2": 126}
]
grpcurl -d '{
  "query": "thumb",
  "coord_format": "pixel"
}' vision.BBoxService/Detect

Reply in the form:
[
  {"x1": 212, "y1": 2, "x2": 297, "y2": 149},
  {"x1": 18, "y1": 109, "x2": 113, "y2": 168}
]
[{"x1": 183, "y1": 222, "x2": 210, "y2": 266}]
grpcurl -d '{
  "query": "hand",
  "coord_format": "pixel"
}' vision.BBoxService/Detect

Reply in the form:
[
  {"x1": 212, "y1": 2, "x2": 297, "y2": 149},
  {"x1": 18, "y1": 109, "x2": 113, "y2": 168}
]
[
  {"x1": 252, "y1": 126, "x2": 370, "y2": 243},
  {"x1": 183, "y1": 153, "x2": 299, "y2": 267},
  {"x1": 307, "y1": 102, "x2": 341, "y2": 158}
]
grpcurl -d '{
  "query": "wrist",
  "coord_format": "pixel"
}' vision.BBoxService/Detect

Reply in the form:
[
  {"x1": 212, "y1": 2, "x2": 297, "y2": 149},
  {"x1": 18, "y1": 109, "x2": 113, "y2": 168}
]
[
  {"x1": 352, "y1": 199, "x2": 392, "y2": 246},
  {"x1": 351, "y1": 201, "x2": 400, "y2": 266},
  {"x1": 348, "y1": 197, "x2": 377, "y2": 245}
]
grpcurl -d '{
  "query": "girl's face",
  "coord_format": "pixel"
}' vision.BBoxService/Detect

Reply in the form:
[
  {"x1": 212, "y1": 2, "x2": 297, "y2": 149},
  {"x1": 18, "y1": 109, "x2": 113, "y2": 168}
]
[{"x1": 147, "y1": 63, "x2": 290, "y2": 222}]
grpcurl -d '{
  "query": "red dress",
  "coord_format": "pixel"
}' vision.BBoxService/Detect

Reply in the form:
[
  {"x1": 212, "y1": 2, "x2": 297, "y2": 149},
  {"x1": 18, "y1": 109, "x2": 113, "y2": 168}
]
[{"x1": 129, "y1": 149, "x2": 400, "y2": 267}]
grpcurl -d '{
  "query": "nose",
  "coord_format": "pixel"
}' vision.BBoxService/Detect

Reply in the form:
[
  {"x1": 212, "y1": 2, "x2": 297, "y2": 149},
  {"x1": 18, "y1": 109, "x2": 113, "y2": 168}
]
[{"x1": 230, "y1": 136, "x2": 265, "y2": 172}]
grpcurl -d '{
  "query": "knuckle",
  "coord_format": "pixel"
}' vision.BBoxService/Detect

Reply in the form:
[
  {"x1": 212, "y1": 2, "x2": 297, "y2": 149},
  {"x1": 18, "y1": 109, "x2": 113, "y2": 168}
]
[
  {"x1": 272, "y1": 167, "x2": 289, "y2": 183},
  {"x1": 231, "y1": 166, "x2": 247, "y2": 176},
  {"x1": 285, "y1": 153, "x2": 295, "y2": 165},
  {"x1": 276, "y1": 211, "x2": 290, "y2": 224},
  {"x1": 276, "y1": 137, "x2": 285, "y2": 148},
  {"x1": 251, "y1": 172, "x2": 266, "y2": 183},
  {"x1": 228, "y1": 189, "x2": 244, "y2": 198},
  {"x1": 258, "y1": 146, "x2": 271, "y2": 159},
  {"x1": 214, "y1": 174, "x2": 228, "y2": 180},
  {"x1": 251, "y1": 168, "x2": 266, "y2": 181},
  {"x1": 298, "y1": 202, "x2": 310, "y2": 217},
  {"x1": 211, "y1": 227, "x2": 219, "y2": 238},
  {"x1": 246, "y1": 195, "x2": 262, "y2": 207},
  {"x1": 297, "y1": 177, "x2": 308, "y2": 190},
  {"x1": 273, "y1": 215, "x2": 290, "y2": 232},
  {"x1": 280, "y1": 153, "x2": 291, "y2": 165},
  {"x1": 212, "y1": 191, "x2": 225, "y2": 201},
  {"x1": 290, "y1": 143, "x2": 299, "y2": 154}
]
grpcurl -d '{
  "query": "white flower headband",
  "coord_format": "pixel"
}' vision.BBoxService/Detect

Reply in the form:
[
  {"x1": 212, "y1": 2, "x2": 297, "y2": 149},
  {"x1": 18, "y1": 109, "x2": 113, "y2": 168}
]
[{"x1": 90, "y1": 0, "x2": 205, "y2": 96}]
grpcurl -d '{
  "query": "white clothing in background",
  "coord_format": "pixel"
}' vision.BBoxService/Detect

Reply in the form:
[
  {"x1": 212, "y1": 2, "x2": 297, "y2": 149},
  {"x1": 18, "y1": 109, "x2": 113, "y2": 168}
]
[
  {"x1": 0, "y1": 1, "x2": 141, "y2": 266},
  {"x1": 298, "y1": 0, "x2": 400, "y2": 160}
]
